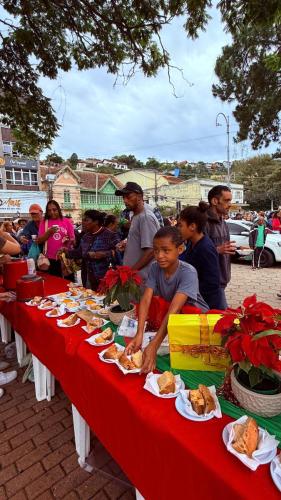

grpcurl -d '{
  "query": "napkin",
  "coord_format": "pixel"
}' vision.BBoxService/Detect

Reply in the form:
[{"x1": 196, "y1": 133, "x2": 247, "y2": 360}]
[
  {"x1": 225, "y1": 415, "x2": 278, "y2": 471},
  {"x1": 271, "y1": 454, "x2": 281, "y2": 482},
  {"x1": 144, "y1": 372, "x2": 184, "y2": 398},
  {"x1": 179, "y1": 385, "x2": 222, "y2": 419}
]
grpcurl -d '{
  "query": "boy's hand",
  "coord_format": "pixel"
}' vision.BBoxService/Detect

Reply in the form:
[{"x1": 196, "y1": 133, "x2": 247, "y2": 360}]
[
  {"x1": 125, "y1": 334, "x2": 142, "y2": 355},
  {"x1": 140, "y1": 342, "x2": 157, "y2": 374}
]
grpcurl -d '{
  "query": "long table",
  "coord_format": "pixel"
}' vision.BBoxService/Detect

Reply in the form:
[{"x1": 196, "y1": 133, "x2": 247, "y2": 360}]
[{"x1": 1, "y1": 275, "x2": 280, "y2": 499}]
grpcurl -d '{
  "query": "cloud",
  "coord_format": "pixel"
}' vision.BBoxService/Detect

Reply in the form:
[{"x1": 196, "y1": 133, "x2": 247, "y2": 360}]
[{"x1": 40, "y1": 8, "x2": 274, "y2": 163}]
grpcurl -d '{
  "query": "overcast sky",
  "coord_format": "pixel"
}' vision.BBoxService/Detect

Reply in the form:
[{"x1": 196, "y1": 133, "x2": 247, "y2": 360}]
[{"x1": 41, "y1": 6, "x2": 274, "y2": 164}]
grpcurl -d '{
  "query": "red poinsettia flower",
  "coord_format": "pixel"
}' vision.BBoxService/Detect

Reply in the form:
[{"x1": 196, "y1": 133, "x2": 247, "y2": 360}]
[{"x1": 215, "y1": 294, "x2": 281, "y2": 375}]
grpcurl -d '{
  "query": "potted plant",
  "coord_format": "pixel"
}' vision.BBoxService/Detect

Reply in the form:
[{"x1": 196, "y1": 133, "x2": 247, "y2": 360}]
[
  {"x1": 214, "y1": 294, "x2": 281, "y2": 417},
  {"x1": 99, "y1": 265, "x2": 142, "y2": 325}
]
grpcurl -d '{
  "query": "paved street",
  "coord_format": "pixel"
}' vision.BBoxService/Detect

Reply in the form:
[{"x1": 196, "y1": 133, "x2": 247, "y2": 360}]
[
  {"x1": 226, "y1": 261, "x2": 281, "y2": 309},
  {"x1": 0, "y1": 261, "x2": 280, "y2": 499}
]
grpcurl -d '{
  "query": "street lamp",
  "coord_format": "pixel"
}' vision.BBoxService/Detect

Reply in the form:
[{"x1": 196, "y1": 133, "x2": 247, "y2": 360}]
[{"x1": 216, "y1": 113, "x2": 230, "y2": 187}]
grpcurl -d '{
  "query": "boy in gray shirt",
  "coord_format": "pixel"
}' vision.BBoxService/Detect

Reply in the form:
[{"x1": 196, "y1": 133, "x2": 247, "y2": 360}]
[{"x1": 126, "y1": 226, "x2": 209, "y2": 373}]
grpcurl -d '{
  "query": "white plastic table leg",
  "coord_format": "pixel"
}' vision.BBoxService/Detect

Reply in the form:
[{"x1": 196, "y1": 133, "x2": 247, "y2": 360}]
[
  {"x1": 0, "y1": 314, "x2": 11, "y2": 343},
  {"x1": 135, "y1": 489, "x2": 145, "y2": 500},
  {"x1": 32, "y1": 355, "x2": 55, "y2": 401},
  {"x1": 72, "y1": 404, "x2": 91, "y2": 470},
  {"x1": 15, "y1": 332, "x2": 27, "y2": 367}
]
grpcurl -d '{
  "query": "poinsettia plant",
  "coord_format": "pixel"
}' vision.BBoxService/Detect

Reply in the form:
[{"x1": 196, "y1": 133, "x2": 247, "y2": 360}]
[
  {"x1": 98, "y1": 265, "x2": 142, "y2": 311},
  {"x1": 214, "y1": 295, "x2": 281, "y2": 388}
]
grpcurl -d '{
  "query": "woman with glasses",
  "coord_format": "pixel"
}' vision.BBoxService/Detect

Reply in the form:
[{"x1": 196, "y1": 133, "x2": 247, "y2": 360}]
[{"x1": 37, "y1": 200, "x2": 75, "y2": 277}]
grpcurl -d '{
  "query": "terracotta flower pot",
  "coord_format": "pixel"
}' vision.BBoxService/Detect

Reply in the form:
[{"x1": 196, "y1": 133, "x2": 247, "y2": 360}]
[
  {"x1": 230, "y1": 367, "x2": 281, "y2": 417},
  {"x1": 108, "y1": 304, "x2": 136, "y2": 326}
]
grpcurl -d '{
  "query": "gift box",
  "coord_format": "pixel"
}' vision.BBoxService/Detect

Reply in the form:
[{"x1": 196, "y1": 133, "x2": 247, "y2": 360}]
[{"x1": 168, "y1": 314, "x2": 230, "y2": 372}]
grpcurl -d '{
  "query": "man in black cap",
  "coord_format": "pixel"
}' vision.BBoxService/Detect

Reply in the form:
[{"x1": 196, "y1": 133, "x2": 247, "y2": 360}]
[{"x1": 115, "y1": 182, "x2": 160, "y2": 282}]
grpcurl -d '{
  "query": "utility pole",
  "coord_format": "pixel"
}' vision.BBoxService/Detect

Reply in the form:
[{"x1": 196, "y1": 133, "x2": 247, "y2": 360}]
[
  {"x1": 95, "y1": 172, "x2": 98, "y2": 206},
  {"x1": 154, "y1": 170, "x2": 158, "y2": 205},
  {"x1": 216, "y1": 113, "x2": 230, "y2": 187},
  {"x1": 0, "y1": 127, "x2": 7, "y2": 190}
]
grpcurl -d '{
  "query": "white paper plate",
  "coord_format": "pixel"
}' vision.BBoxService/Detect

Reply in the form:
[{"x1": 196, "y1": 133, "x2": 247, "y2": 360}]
[
  {"x1": 65, "y1": 306, "x2": 81, "y2": 313},
  {"x1": 26, "y1": 300, "x2": 41, "y2": 307},
  {"x1": 57, "y1": 318, "x2": 81, "y2": 328},
  {"x1": 48, "y1": 293, "x2": 69, "y2": 301},
  {"x1": 98, "y1": 345, "x2": 124, "y2": 363},
  {"x1": 270, "y1": 456, "x2": 281, "y2": 492},
  {"x1": 38, "y1": 302, "x2": 54, "y2": 310},
  {"x1": 93, "y1": 294, "x2": 106, "y2": 301},
  {"x1": 222, "y1": 421, "x2": 277, "y2": 466},
  {"x1": 116, "y1": 354, "x2": 142, "y2": 375},
  {"x1": 175, "y1": 394, "x2": 214, "y2": 421},
  {"x1": 85, "y1": 332, "x2": 114, "y2": 346},
  {"x1": 81, "y1": 320, "x2": 108, "y2": 335},
  {"x1": 144, "y1": 373, "x2": 185, "y2": 398}
]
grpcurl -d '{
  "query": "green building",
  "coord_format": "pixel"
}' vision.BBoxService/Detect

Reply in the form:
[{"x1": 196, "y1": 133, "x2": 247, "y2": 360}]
[{"x1": 78, "y1": 172, "x2": 124, "y2": 212}]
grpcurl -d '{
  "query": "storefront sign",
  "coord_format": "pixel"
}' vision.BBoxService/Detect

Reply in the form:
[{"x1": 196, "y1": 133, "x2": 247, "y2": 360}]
[
  {"x1": 4, "y1": 157, "x2": 38, "y2": 170},
  {"x1": 0, "y1": 190, "x2": 47, "y2": 215}
]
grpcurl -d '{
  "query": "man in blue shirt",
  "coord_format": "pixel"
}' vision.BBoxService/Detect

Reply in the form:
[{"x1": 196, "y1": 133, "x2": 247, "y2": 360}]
[{"x1": 20, "y1": 204, "x2": 43, "y2": 254}]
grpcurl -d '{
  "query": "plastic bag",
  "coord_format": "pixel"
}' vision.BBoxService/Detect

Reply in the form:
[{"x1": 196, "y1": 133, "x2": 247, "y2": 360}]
[
  {"x1": 37, "y1": 253, "x2": 50, "y2": 271},
  {"x1": 27, "y1": 242, "x2": 40, "y2": 262}
]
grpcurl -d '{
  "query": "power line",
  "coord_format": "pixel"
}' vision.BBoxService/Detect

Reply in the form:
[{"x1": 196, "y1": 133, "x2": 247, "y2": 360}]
[{"x1": 93, "y1": 129, "x2": 239, "y2": 157}]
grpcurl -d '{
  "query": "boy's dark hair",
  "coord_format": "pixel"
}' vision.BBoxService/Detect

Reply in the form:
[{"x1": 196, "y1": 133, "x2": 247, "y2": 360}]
[
  {"x1": 153, "y1": 226, "x2": 183, "y2": 247},
  {"x1": 83, "y1": 210, "x2": 105, "y2": 226},
  {"x1": 208, "y1": 185, "x2": 231, "y2": 204},
  {"x1": 180, "y1": 202, "x2": 209, "y2": 233}
]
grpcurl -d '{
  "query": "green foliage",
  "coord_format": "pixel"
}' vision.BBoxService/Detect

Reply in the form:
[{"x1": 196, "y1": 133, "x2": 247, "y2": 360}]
[
  {"x1": 213, "y1": 14, "x2": 281, "y2": 149},
  {"x1": 231, "y1": 155, "x2": 281, "y2": 207},
  {"x1": 145, "y1": 157, "x2": 162, "y2": 170},
  {"x1": 45, "y1": 152, "x2": 64, "y2": 164},
  {"x1": 104, "y1": 280, "x2": 141, "y2": 311},
  {"x1": 112, "y1": 155, "x2": 143, "y2": 169},
  {"x1": 68, "y1": 153, "x2": 78, "y2": 169},
  {"x1": 0, "y1": 0, "x2": 280, "y2": 152}
]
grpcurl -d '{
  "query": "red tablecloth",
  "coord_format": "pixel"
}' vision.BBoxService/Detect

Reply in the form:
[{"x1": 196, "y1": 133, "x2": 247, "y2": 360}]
[{"x1": 1, "y1": 275, "x2": 280, "y2": 500}]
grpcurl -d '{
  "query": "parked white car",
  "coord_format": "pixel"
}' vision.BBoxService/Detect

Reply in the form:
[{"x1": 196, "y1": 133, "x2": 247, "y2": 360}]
[{"x1": 226, "y1": 220, "x2": 281, "y2": 267}]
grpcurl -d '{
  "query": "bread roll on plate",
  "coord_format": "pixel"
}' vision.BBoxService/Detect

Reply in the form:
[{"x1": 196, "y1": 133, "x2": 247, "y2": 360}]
[
  {"x1": 232, "y1": 417, "x2": 259, "y2": 458},
  {"x1": 157, "y1": 371, "x2": 176, "y2": 395}
]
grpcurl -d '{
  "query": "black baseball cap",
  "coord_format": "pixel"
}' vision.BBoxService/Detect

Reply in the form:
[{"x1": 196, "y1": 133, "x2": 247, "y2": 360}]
[{"x1": 115, "y1": 182, "x2": 143, "y2": 196}]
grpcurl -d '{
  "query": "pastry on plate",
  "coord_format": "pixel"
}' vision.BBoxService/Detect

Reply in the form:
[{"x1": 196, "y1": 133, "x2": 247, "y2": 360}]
[
  {"x1": 40, "y1": 300, "x2": 53, "y2": 308},
  {"x1": 85, "y1": 299, "x2": 96, "y2": 306},
  {"x1": 66, "y1": 301, "x2": 78, "y2": 309},
  {"x1": 232, "y1": 417, "x2": 259, "y2": 458},
  {"x1": 157, "y1": 371, "x2": 176, "y2": 394},
  {"x1": 61, "y1": 314, "x2": 78, "y2": 326},
  {"x1": 62, "y1": 298, "x2": 73, "y2": 304},
  {"x1": 189, "y1": 389, "x2": 205, "y2": 415},
  {"x1": 189, "y1": 385, "x2": 216, "y2": 415},
  {"x1": 85, "y1": 322, "x2": 96, "y2": 334},
  {"x1": 131, "y1": 350, "x2": 143, "y2": 369},
  {"x1": 103, "y1": 344, "x2": 121, "y2": 360},
  {"x1": 95, "y1": 327, "x2": 113, "y2": 344},
  {"x1": 89, "y1": 304, "x2": 101, "y2": 311},
  {"x1": 49, "y1": 307, "x2": 60, "y2": 317},
  {"x1": 119, "y1": 353, "x2": 135, "y2": 370},
  {"x1": 198, "y1": 384, "x2": 216, "y2": 413},
  {"x1": 31, "y1": 296, "x2": 43, "y2": 305}
]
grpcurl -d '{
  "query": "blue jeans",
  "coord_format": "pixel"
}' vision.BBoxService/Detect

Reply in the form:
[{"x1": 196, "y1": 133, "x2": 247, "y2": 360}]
[{"x1": 216, "y1": 287, "x2": 228, "y2": 310}]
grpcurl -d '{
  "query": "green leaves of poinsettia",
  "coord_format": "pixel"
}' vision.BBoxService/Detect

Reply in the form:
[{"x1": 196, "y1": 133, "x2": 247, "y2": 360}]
[{"x1": 253, "y1": 330, "x2": 281, "y2": 339}]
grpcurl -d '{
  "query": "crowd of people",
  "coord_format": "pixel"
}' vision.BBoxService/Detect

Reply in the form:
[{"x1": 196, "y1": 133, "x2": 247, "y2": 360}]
[{"x1": 5, "y1": 183, "x2": 279, "y2": 386}]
